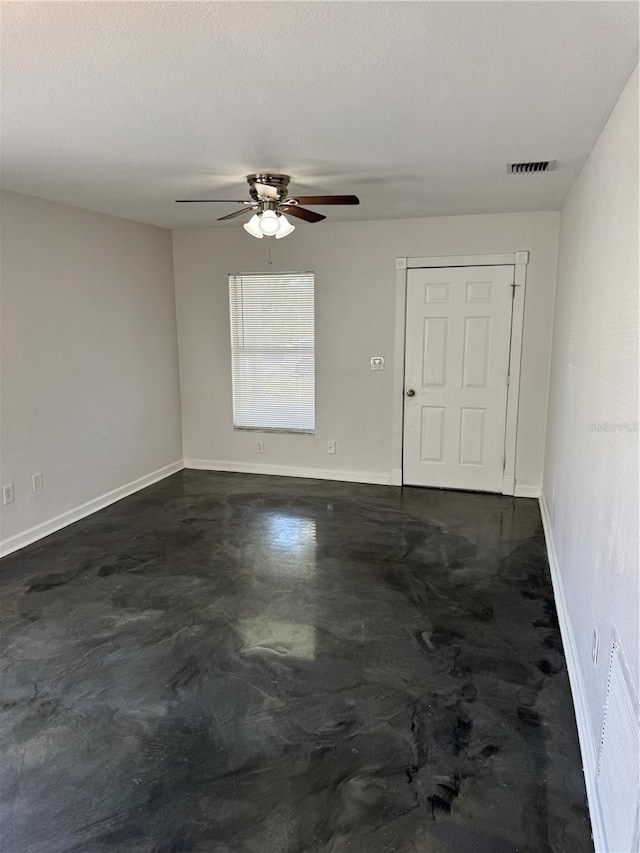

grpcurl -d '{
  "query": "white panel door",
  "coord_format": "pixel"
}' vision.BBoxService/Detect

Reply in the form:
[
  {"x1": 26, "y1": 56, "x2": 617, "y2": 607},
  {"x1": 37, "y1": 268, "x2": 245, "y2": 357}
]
[{"x1": 403, "y1": 265, "x2": 514, "y2": 492}]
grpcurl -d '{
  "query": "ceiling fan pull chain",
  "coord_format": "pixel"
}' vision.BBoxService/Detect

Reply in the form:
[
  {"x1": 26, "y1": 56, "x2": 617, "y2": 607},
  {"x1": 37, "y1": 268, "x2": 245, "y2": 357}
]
[{"x1": 267, "y1": 239, "x2": 272, "y2": 265}]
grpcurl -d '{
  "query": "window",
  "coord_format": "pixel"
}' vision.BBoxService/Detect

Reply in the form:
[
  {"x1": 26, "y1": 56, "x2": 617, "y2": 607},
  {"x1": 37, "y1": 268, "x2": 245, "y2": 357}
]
[{"x1": 229, "y1": 271, "x2": 315, "y2": 433}]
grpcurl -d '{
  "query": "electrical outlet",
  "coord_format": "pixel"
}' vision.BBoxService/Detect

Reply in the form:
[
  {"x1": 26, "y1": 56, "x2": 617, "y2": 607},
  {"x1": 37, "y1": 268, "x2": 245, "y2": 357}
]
[
  {"x1": 3, "y1": 483, "x2": 15, "y2": 505},
  {"x1": 32, "y1": 472, "x2": 43, "y2": 494},
  {"x1": 592, "y1": 629, "x2": 599, "y2": 666},
  {"x1": 256, "y1": 441, "x2": 264, "y2": 453},
  {"x1": 370, "y1": 356, "x2": 385, "y2": 371},
  {"x1": 327, "y1": 440, "x2": 336, "y2": 454}
]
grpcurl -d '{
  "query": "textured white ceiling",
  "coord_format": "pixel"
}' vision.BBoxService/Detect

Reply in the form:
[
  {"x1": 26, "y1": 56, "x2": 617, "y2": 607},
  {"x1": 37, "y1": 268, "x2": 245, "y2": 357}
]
[{"x1": 1, "y1": 1, "x2": 637, "y2": 229}]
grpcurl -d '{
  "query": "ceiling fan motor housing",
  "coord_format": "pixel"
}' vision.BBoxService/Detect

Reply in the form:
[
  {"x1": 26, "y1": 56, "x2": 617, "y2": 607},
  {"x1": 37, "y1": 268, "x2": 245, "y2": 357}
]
[{"x1": 247, "y1": 173, "x2": 291, "y2": 202}]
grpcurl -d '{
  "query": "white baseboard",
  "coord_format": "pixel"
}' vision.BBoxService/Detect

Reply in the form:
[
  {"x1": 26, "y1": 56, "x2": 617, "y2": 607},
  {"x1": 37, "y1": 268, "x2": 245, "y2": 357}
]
[
  {"x1": 184, "y1": 458, "x2": 392, "y2": 487},
  {"x1": 0, "y1": 461, "x2": 184, "y2": 559},
  {"x1": 514, "y1": 484, "x2": 541, "y2": 498},
  {"x1": 539, "y1": 494, "x2": 604, "y2": 852}
]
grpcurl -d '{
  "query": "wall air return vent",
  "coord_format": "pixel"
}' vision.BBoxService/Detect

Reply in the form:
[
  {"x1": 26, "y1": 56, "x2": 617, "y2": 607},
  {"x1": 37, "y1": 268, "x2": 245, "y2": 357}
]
[{"x1": 508, "y1": 160, "x2": 556, "y2": 174}]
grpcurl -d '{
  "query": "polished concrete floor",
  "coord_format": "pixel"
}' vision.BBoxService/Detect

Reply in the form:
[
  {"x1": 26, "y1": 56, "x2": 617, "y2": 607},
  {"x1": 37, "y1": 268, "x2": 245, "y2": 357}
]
[{"x1": 0, "y1": 471, "x2": 592, "y2": 853}]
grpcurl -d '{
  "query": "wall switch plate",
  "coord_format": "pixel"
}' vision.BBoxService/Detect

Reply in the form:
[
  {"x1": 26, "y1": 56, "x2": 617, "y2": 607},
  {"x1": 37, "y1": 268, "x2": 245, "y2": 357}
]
[
  {"x1": 32, "y1": 473, "x2": 43, "y2": 494},
  {"x1": 256, "y1": 441, "x2": 264, "y2": 453},
  {"x1": 370, "y1": 356, "x2": 385, "y2": 371},
  {"x1": 592, "y1": 629, "x2": 599, "y2": 666},
  {"x1": 327, "y1": 440, "x2": 336, "y2": 454},
  {"x1": 3, "y1": 484, "x2": 15, "y2": 505}
]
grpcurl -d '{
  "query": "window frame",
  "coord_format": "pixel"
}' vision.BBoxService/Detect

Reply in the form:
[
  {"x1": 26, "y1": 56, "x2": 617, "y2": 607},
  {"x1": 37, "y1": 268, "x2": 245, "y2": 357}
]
[{"x1": 228, "y1": 270, "x2": 316, "y2": 435}]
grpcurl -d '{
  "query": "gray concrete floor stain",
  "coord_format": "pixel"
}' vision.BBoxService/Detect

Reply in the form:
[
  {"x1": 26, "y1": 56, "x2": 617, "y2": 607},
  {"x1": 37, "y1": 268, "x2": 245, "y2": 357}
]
[{"x1": 0, "y1": 471, "x2": 592, "y2": 852}]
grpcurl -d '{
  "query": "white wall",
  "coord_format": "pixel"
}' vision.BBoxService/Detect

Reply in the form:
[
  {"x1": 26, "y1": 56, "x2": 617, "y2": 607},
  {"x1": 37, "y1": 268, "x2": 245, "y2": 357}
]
[
  {"x1": 0, "y1": 191, "x2": 183, "y2": 553},
  {"x1": 542, "y1": 65, "x2": 639, "y2": 842},
  {"x1": 173, "y1": 211, "x2": 559, "y2": 490}
]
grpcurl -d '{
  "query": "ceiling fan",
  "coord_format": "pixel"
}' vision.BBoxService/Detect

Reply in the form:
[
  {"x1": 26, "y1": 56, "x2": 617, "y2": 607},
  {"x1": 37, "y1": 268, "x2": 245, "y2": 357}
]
[{"x1": 176, "y1": 173, "x2": 359, "y2": 239}]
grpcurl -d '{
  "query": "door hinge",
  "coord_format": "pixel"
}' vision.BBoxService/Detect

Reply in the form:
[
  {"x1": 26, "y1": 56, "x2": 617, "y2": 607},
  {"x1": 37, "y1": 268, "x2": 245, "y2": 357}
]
[
  {"x1": 503, "y1": 452, "x2": 507, "y2": 470},
  {"x1": 507, "y1": 372, "x2": 510, "y2": 386}
]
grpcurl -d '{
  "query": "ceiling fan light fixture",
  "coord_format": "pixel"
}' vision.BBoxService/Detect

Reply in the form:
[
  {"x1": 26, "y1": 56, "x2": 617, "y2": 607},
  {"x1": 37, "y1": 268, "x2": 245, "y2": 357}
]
[
  {"x1": 243, "y1": 214, "x2": 264, "y2": 239},
  {"x1": 177, "y1": 174, "x2": 359, "y2": 236},
  {"x1": 258, "y1": 209, "x2": 280, "y2": 236},
  {"x1": 274, "y1": 213, "x2": 295, "y2": 239}
]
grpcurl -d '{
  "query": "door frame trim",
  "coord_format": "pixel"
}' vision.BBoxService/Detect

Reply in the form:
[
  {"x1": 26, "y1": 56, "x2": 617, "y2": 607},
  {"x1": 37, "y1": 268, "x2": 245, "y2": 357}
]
[{"x1": 392, "y1": 252, "x2": 529, "y2": 494}]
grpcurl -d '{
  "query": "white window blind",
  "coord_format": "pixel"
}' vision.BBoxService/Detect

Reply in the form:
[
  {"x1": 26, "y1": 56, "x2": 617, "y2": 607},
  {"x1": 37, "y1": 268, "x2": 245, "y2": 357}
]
[{"x1": 229, "y1": 271, "x2": 315, "y2": 433}]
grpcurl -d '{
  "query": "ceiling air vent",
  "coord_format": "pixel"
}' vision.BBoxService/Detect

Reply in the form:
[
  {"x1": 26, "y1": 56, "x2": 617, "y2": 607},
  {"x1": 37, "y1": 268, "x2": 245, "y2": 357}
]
[{"x1": 508, "y1": 160, "x2": 556, "y2": 174}]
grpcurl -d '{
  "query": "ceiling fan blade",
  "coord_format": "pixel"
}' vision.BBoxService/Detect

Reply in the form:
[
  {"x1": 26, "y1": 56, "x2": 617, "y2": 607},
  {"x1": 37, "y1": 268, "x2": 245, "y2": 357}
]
[
  {"x1": 279, "y1": 205, "x2": 326, "y2": 223},
  {"x1": 288, "y1": 195, "x2": 360, "y2": 205},
  {"x1": 175, "y1": 199, "x2": 248, "y2": 203},
  {"x1": 217, "y1": 207, "x2": 255, "y2": 221}
]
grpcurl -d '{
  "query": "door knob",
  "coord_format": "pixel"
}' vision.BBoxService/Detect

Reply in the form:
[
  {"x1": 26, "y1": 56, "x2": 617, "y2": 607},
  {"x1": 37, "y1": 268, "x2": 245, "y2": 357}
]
[{"x1": 406, "y1": 389, "x2": 416, "y2": 397}]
